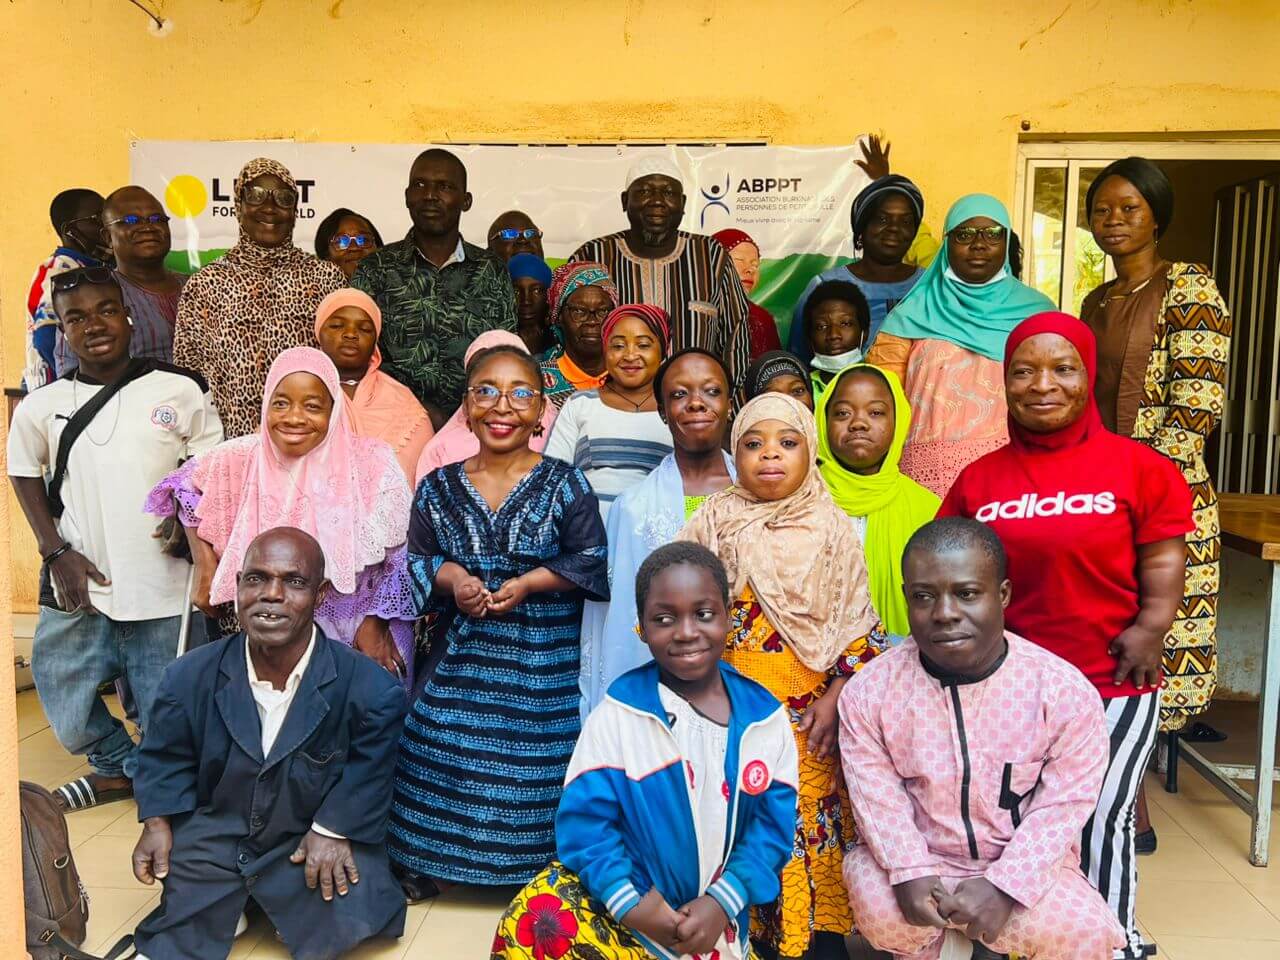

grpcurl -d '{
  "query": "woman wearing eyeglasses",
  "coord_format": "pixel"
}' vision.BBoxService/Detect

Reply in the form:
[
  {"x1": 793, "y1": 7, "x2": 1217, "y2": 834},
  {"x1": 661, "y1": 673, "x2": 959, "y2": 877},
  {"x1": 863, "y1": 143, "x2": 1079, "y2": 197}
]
[
  {"x1": 542, "y1": 303, "x2": 675, "y2": 523},
  {"x1": 539, "y1": 262, "x2": 620, "y2": 408},
  {"x1": 866, "y1": 194, "x2": 1055, "y2": 496},
  {"x1": 314, "y1": 207, "x2": 385, "y2": 279},
  {"x1": 173, "y1": 158, "x2": 345, "y2": 439},
  {"x1": 389, "y1": 343, "x2": 607, "y2": 899}
]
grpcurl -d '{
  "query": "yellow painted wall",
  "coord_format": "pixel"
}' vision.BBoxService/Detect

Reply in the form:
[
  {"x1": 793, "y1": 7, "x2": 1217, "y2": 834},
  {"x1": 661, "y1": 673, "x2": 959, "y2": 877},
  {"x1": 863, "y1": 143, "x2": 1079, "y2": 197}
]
[{"x1": 2, "y1": 0, "x2": 1279, "y2": 613}]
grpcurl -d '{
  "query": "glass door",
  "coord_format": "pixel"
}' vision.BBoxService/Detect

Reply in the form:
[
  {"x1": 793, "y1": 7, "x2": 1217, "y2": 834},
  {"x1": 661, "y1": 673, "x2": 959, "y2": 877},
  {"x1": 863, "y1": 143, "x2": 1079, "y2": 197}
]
[{"x1": 1019, "y1": 160, "x2": 1111, "y2": 313}]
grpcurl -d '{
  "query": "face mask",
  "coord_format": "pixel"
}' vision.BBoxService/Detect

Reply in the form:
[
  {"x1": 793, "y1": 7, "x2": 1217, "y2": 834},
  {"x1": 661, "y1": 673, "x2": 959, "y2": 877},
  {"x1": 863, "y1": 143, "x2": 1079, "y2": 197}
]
[
  {"x1": 810, "y1": 346, "x2": 864, "y2": 373},
  {"x1": 945, "y1": 265, "x2": 1009, "y2": 287}
]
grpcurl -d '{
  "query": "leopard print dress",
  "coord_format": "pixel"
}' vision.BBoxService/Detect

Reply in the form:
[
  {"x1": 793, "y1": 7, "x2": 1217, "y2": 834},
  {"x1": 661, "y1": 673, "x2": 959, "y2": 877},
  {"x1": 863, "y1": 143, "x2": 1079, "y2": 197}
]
[{"x1": 172, "y1": 157, "x2": 345, "y2": 438}]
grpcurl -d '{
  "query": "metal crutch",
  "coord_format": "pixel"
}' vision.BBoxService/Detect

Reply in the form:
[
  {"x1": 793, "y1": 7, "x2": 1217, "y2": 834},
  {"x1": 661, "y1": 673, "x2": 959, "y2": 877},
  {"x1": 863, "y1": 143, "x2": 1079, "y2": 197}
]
[{"x1": 175, "y1": 563, "x2": 195, "y2": 658}]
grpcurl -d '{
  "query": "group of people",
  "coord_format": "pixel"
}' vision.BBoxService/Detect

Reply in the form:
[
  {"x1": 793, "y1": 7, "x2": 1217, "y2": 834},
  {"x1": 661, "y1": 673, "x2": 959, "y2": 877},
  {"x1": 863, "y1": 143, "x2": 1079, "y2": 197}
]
[{"x1": 10, "y1": 142, "x2": 1231, "y2": 960}]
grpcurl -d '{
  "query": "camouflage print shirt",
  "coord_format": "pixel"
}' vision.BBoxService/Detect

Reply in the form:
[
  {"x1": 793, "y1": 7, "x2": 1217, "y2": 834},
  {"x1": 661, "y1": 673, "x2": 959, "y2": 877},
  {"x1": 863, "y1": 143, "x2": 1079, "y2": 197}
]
[{"x1": 351, "y1": 232, "x2": 517, "y2": 416}]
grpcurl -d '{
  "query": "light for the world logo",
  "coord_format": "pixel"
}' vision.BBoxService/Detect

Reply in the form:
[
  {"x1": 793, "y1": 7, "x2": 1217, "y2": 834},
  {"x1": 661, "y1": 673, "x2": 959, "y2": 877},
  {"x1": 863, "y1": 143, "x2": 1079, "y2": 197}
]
[
  {"x1": 163, "y1": 172, "x2": 318, "y2": 220},
  {"x1": 164, "y1": 175, "x2": 208, "y2": 217}
]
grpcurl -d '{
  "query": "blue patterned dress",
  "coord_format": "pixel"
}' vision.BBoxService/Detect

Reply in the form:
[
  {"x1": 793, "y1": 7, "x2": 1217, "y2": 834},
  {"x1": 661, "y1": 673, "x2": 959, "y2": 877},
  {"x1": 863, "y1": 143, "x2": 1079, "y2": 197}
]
[{"x1": 388, "y1": 458, "x2": 608, "y2": 885}]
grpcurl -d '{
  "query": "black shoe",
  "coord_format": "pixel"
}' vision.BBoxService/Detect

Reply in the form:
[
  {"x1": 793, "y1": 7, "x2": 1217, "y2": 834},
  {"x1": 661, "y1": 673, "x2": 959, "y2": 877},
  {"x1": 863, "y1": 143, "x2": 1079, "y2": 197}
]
[
  {"x1": 1135, "y1": 827, "x2": 1158, "y2": 856},
  {"x1": 391, "y1": 863, "x2": 441, "y2": 903},
  {"x1": 1185, "y1": 721, "x2": 1227, "y2": 743}
]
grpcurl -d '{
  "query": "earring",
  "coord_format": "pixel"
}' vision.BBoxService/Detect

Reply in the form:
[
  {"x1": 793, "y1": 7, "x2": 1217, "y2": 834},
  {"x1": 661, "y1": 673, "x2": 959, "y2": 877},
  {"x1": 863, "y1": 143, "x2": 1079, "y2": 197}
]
[
  {"x1": 532, "y1": 423, "x2": 545, "y2": 438},
  {"x1": 126, "y1": 314, "x2": 135, "y2": 327}
]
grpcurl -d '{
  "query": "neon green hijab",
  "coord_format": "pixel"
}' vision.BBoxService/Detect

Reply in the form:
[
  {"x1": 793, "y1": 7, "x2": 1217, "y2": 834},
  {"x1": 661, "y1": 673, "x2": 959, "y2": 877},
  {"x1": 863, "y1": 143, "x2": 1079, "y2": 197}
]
[{"x1": 815, "y1": 363, "x2": 940, "y2": 636}]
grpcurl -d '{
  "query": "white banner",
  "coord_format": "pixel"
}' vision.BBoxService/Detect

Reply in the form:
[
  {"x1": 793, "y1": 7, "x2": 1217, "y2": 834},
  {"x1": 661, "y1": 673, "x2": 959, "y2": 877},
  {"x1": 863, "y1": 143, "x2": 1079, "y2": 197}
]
[{"x1": 129, "y1": 141, "x2": 870, "y2": 330}]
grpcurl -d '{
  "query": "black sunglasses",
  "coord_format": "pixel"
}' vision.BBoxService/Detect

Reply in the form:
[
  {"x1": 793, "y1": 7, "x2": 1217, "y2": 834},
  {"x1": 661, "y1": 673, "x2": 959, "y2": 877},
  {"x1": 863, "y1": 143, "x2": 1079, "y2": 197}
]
[{"x1": 50, "y1": 266, "x2": 115, "y2": 293}]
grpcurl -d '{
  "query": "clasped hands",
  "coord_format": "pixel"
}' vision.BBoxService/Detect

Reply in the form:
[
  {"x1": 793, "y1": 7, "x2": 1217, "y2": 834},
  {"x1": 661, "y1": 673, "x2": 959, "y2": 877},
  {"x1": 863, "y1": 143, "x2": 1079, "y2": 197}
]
[
  {"x1": 626, "y1": 889, "x2": 730, "y2": 956},
  {"x1": 454, "y1": 574, "x2": 528, "y2": 618},
  {"x1": 894, "y1": 875, "x2": 1015, "y2": 947}
]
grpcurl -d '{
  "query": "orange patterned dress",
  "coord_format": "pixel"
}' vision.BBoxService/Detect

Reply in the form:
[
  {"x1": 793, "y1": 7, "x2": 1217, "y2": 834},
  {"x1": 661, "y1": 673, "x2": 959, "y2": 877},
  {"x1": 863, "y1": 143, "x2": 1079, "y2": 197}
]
[
  {"x1": 867, "y1": 333, "x2": 1009, "y2": 498},
  {"x1": 724, "y1": 585, "x2": 886, "y2": 959}
]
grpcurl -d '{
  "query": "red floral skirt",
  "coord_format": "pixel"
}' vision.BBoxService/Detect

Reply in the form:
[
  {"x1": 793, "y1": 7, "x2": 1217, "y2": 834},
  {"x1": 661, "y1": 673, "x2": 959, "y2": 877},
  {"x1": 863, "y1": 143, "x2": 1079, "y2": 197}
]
[{"x1": 491, "y1": 861, "x2": 757, "y2": 959}]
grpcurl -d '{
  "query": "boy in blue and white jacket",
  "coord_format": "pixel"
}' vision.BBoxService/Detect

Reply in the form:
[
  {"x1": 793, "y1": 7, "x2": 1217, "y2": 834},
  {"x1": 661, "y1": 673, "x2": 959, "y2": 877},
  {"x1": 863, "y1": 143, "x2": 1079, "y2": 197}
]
[{"x1": 491, "y1": 543, "x2": 798, "y2": 960}]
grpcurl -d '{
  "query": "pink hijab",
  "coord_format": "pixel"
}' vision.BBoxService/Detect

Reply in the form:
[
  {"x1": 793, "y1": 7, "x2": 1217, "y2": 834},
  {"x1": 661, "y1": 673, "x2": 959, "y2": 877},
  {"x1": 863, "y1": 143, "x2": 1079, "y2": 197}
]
[
  {"x1": 414, "y1": 330, "x2": 558, "y2": 483},
  {"x1": 192, "y1": 346, "x2": 411, "y2": 604},
  {"x1": 314, "y1": 288, "x2": 434, "y2": 481}
]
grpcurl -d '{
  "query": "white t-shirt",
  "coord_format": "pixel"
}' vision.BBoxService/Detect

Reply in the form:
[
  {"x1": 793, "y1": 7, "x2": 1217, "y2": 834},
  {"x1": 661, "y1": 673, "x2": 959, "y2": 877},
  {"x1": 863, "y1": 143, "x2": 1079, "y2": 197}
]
[
  {"x1": 7, "y1": 364, "x2": 224, "y2": 620},
  {"x1": 658, "y1": 684, "x2": 731, "y2": 889},
  {"x1": 657, "y1": 684, "x2": 741, "y2": 960}
]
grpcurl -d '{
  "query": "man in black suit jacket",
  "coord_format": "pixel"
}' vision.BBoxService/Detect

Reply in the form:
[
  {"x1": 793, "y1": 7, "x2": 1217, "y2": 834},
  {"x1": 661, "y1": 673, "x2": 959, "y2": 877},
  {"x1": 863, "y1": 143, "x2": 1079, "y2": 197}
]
[{"x1": 130, "y1": 527, "x2": 407, "y2": 960}]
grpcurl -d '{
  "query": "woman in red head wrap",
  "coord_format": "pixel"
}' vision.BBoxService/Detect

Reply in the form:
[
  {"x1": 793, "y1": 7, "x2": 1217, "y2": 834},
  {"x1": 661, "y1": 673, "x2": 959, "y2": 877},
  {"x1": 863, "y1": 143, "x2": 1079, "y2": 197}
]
[{"x1": 939, "y1": 311, "x2": 1192, "y2": 960}]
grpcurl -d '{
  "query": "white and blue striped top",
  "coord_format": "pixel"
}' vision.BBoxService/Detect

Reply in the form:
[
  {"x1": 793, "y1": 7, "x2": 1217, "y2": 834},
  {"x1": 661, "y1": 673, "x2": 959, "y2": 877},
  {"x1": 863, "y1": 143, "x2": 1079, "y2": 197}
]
[{"x1": 541, "y1": 390, "x2": 673, "y2": 522}]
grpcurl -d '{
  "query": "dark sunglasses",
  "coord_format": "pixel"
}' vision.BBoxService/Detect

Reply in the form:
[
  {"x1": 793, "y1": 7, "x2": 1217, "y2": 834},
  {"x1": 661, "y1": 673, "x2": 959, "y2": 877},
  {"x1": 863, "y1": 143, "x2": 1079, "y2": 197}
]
[
  {"x1": 240, "y1": 185, "x2": 298, "y2": 209},
  {"x1": 59, "y1": 215, "x2": 102, "y2": 234},
  {"x1": 105, "y1": 213, "x2": 171, "y2": 228},
  {"x1": 330, "y1": 233, "x2": 373, "y2": 250},
  {"x1": 489, "y1": 227, "x2": 543, "y2": 242},
  {"x1": 51, "y1": 266, "x2": 115, "y2": 292}
]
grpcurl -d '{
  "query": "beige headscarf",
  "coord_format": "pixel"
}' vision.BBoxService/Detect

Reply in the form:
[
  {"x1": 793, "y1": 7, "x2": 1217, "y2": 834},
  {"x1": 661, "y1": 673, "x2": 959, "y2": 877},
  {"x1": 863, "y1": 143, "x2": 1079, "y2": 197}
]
[{"x1": 678, "y1": 392, "x2": 878, "y2": 672}]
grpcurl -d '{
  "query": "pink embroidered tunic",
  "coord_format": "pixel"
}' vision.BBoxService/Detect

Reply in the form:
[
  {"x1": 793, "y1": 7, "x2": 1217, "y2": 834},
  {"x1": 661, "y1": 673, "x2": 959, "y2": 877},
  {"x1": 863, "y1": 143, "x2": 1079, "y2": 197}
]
[{"x1": 837, "y1": 632, "x2": 1124, "y2": 960}]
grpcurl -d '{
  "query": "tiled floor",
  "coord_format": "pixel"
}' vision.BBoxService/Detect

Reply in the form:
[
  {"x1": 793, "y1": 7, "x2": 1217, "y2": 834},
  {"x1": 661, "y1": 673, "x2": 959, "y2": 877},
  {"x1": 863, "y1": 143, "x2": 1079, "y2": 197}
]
[{"x1": 16, "y1": 689, "x2": 1280, "y2": 959}]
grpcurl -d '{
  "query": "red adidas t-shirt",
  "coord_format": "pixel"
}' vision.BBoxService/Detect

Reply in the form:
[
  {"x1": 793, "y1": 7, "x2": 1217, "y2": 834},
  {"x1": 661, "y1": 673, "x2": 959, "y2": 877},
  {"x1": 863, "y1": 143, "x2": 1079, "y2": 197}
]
[{"x1": 939, "y1": 432, "x2": 1193, "y2": 697}]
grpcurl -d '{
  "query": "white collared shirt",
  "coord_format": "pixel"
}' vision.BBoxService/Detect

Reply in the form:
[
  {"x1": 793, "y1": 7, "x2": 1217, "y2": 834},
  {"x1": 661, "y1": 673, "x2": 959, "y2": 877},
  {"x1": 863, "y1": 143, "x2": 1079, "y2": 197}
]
[
  {"x1": 246, "y1": 628, "x2": 317, "y2": 756},
  {"x1": 245, "y1": 630, "x2": 342, "y2": 839},
  {"x1": 416, "y1": 236, "x2": 466, "y2": 269}
]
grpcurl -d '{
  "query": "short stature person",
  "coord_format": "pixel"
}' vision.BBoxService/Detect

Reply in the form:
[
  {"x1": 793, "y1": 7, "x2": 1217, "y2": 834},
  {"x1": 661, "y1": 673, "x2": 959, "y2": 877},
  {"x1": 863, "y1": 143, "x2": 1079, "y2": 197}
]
[
  {"x1": 680, "y1": 392, "x2": 887, "y2": 960},
  {"x1": 940, "y1": 313, "x2": 1193, "y2": 960},
  {"x1": 130, "y1": 527, "x2": 408, "y2": 960},
  {"x1": 839, "y1": 518, "x2": 1124, "y2": 960}
]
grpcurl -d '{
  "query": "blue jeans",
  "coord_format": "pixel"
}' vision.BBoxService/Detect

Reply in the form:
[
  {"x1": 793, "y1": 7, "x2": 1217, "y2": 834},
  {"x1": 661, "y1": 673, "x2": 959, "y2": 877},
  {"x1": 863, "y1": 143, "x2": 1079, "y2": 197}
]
[{"x1": 31, "y1": 607, "x2": 183, "y2": 780}]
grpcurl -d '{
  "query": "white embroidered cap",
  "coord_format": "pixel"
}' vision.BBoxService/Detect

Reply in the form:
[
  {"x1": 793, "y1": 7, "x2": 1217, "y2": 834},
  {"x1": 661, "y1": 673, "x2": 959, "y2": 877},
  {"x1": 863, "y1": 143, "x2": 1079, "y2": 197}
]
[{"x1": 624, "y1": 154, "x2": 684, "y2": 191}]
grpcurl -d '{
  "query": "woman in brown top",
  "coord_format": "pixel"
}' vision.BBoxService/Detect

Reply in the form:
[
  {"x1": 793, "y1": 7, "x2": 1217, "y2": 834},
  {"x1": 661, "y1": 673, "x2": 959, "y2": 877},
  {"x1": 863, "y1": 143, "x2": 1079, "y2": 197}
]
[{"x1": 1081, "y1": 156, "x2": 1232, "y2": 850}]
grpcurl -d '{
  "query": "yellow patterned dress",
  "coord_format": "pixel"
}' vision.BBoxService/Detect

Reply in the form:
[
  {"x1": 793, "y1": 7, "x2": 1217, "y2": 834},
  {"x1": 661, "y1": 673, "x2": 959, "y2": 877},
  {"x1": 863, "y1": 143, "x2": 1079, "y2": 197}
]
[
  {"x1": 724, "y1": 585, "x2": 886, "y2": 958},
  {"x1": 1084, "y1": 262, "x2": 1231, "y2": 732},
  {"x1": 491, "y1": 861, "x2": 655, "y2": 960}
]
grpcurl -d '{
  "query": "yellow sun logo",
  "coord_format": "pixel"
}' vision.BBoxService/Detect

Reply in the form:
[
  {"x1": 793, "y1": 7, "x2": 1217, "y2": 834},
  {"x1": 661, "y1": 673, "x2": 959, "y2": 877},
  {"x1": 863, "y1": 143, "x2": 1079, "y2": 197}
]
[{"x1": 164, "y1": 175, "x2": 208, "y2": 218}]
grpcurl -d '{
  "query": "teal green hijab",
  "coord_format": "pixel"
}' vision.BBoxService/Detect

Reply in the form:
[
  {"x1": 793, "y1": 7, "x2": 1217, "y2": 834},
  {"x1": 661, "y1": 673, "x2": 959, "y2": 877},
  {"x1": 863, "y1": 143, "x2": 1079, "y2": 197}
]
[{"x1": 878, "y1": 194, "x2": 1054, "y2": 361}]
